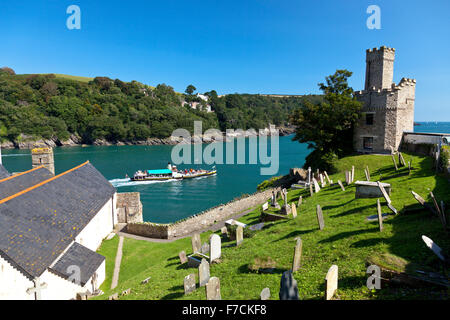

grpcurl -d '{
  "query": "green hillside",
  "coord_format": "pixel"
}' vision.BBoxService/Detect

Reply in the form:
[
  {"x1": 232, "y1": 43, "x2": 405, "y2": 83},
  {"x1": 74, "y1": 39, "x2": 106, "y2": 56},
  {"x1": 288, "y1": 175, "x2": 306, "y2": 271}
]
[{"x1": 94, "y1": 152, "x2": 449, "y2": 300}]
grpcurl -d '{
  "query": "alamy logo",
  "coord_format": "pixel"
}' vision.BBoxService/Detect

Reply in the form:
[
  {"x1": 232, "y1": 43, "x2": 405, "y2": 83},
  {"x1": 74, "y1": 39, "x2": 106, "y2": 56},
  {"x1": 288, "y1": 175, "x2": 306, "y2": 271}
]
[
  {"x1": 66, "y1": 5, "x2": 81, "y2": 30},
  {"x1": 170, "y1": 121, "x2": 279, "y2": 175},
  {"x1": 67, "y1": 265, "x2": 81, "y2": 285},
  {"x1": 366, "y1": 5, "x2": 381, "y2": 30},
  {"x1": 366, "y1": 264, "x2": 381, "y2": 290}
]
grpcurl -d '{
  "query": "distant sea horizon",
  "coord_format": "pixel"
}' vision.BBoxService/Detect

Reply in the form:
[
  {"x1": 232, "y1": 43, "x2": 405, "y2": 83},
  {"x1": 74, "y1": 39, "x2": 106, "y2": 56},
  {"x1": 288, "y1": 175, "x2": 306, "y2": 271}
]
[{"x1": 414, "y1": 121, "x2": 450, "y2": 134}]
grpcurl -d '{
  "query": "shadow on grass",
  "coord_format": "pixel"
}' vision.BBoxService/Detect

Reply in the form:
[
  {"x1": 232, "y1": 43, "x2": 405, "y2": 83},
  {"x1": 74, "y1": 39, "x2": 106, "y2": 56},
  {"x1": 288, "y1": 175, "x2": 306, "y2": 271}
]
[
  {"x1": 319, "y1": 228, "x2": 378, "y2": 244},
  {"x1": 350, "y1": 238, "x2": 385, "y2": 248},
  {"x1": 330, "y1": 203, "x2": 377, "y2": 218},
  {"x1": 272, "y1": 229, "x2": 315, "y2": 242},
  {"x1": 338, "y1": 275, "x2": 368, "y2": 290},
  {"x1": 237, "y1": 263, "x2": 286, "y2": 275},
  {"x1": 322, "y1": 198, "x2": 355, "y2": 211},
  {"x1": 161, "y1": 291, "x2": 185, "y2": 300}
]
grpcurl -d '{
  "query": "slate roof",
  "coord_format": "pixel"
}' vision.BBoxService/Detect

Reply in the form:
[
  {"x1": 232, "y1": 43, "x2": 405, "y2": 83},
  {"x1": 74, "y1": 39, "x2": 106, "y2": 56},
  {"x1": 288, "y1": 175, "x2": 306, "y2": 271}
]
[
  {"x1": 0, "y1": 164, "x2": 10, "y2": 179},
  {"x1": 0, "y1": 161, "x2": 115, "y2": 279},
  {"x1": 0, "y1": 167, "x2": 53, "y2": 200},
  {"x1": 49, "y1": 242, "x2": 105, "y2": 286}
]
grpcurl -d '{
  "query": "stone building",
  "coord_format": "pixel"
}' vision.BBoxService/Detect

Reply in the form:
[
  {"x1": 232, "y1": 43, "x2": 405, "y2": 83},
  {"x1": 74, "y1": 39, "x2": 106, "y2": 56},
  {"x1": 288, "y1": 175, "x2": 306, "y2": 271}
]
[{"x1": 353, "y1": 46, "x2": 416, "y2": 153}]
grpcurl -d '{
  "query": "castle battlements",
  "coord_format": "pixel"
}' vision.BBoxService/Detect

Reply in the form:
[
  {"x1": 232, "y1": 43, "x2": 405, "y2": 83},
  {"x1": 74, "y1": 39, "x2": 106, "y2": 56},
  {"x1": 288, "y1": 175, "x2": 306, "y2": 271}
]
[{"x1": 366, "y1": 46, "x2": 396, "y2": 53}]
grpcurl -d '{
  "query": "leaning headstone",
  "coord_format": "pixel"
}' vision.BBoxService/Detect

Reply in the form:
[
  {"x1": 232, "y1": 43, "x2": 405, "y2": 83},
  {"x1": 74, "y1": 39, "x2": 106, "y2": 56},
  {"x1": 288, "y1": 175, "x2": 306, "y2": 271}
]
[
  {"x1": 351, "y1": 166, "x2": 355, "y2": 183},
  {"x1": 292, "y1": 238, "x2": 302, "y2": 272},
  {"x1": 376, "y1": 199, "x2": 383, "y2": 232},
  {"x1": 184, "y1": 273, "x2": 196, "y2": 294},
  {"x1": 325, "y1": 265, "x2": 338, "y2": 300},
  {"x1": 191, "y1": 234, "x2": 201, "y2": 253},
  {"x1": 141, "y1": 277, "x2": 151, "y2": 284},
  {"x1": 309, "y1": 183, "x2": 314, "y2": 197},
  {"x1": 297, "y1": 195, "x2": 302, "y2": 206},
  {"x1": 366, "y1": 165, "x2": 371, "y2": 181},
  {"x1": 399, "y1": 152, "x2": 406, "y2": 166},
  {"x1": 422, "y1": 235, "x2": 447, "y2": 262},
  {"x1": 364, "y1": 168, "x2": 370, "y2": 181},
  {"x1": 236, "y1": 225, "x2": 244, "y2": 246},
  {"x1": 260, "y1": 287, "x2": 271, "y2": 300},
  {"x1": 316, "y1": 205, "x2": 325, "y2": 230},
  {"x1": 387, "y1": 202, "x2": 398, "y2": 215},
  {"x1": 262, "y1": 202, "x2": 269, "y2": 211},
  {"x1": 201, "y1": 242, "x2": 210, "y2": 255},
  {"x1": 279, "y1": 270, "x2": 299, "y2": 300},
  {"x1": 324, "y1": 171, "x2": 331, "y2": 184},
  {"x1": 377, "y1": 181, "x2": 391, "y2": 204},
  {"x1": 337, "y1": 180, "x2": 345, "y2": 191},
  {"x1": 291, "y1": 203, "x2": 297, "y2": 218},
  {"x1": 319, "y1": 173, "x2": 324, "y2": 185},
  {"x1": 179, "y1": 251, "x2": 188, "y2": 264},
  {"x1": 391, "y1": 154, "x2": 398, "y2": 171},
  {"x1": 206, "y1": 277, "x2": 221, "y2": 300},
  {"x1": 313, "y1": 178, "x2": 321, "y2": 193},
  {"x1": 198, "y1": 258, "x2": 210, "y2": 287},
  {"x1": 345, "y1": 171, "x2": 350, "y2": 185},
  {"x1": 210, "y1": 234, "x2": 221, "y2": 263}
]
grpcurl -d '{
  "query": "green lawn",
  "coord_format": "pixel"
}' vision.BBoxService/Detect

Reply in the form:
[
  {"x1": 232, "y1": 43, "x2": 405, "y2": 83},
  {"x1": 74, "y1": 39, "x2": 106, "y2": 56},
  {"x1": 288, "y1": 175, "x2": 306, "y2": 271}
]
[{"x1": 94, "y1": 152, "x2": 449, "y2": 300}]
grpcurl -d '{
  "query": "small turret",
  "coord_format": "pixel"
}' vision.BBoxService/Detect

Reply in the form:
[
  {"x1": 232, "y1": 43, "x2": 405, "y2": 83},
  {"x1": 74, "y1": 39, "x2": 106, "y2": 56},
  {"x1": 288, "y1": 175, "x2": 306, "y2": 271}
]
[{"x1": 31, "y1": 147, "x2": 55, "y2": 175}]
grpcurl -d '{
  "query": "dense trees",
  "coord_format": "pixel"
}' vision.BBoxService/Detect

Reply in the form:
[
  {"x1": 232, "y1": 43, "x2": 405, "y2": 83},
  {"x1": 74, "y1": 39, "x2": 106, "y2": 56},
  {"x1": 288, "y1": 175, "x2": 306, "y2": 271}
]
[
  {"x1": 0, "y1": 72, "x2": 318, "y2": 145},
  {"x1": 290, "y1": 70, "x2": 362, "y2": 172}
]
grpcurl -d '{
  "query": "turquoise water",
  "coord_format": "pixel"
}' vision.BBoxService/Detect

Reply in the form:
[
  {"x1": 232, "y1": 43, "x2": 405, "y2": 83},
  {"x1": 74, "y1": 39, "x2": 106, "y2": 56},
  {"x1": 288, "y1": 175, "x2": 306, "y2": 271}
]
[{"x1": 2, "y1": 135, "x2": 310, "y2": 223}]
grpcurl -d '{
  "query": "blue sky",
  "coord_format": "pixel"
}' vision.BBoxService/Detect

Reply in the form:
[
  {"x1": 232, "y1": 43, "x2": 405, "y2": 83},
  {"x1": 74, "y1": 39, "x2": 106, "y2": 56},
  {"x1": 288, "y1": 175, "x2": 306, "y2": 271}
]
[{"x1": 0, "y1": 0, "x2": 449, "y2": 121}]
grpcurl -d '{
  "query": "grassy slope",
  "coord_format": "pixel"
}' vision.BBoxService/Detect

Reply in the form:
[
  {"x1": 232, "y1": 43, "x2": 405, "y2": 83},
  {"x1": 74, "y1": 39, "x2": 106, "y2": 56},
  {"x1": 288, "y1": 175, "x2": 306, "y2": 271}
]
[{"x1": 93, "y1": 152, "x2": 449, "y2": 300}]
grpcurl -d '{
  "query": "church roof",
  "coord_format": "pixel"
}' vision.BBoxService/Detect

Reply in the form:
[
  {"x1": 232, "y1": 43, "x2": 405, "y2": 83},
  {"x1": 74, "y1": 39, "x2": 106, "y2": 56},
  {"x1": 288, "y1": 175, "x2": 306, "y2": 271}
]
[
  {"x1": 0, "y1": 166, "x2": 53, "y2": 200},
  {"x1": 0, "y1": 164, "x2": 10, "y2": 179},
  {"x1": 49, "y1": 242, "x2": 105, "y2": 286},
  {"x1": 0, "y1": 161, "x2": 115, "y2": 280}
]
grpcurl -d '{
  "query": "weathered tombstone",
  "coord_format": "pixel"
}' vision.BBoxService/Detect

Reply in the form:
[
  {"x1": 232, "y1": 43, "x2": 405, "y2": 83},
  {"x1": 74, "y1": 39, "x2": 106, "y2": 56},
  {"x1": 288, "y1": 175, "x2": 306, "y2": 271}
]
[
  {"x1": 366, "y1": 165, "x2": 371, "y2": 181},
  {"x1": 345, "y1": 171, "x2": 350, "y2": 185},
  {"x1": 184, "y1": 273, "x2": 196, "y2": 294},
  {"x1": 279, "y1": 270, "x2": 299, "y2": 300},
  {"x1": 376, "y1": 199, "x2": 383, "y2": 232},
  {"x1": 291, "y1": 203, "x2": 297, "y2": 218},
  {"x1": 313, "y1": 178, "x2": 321, "y2": 193},
  {"x1": 422, "y1": 235, "x2": 447, "y2": 262},
  {"x1": 387, "y1": 202, "x2": 398, "y2": 215},
  {"x1": 316, "y1": 205, "x2": 325, "y2": 230},
  {"x1": 325, "y1": 265, "x2": 338, "y2": 300},
  {"x1": 377, "y1": 181, "x2": 391, "y2": 204},
  {"x1": 307, "y1": 167, "x2": 312, "y2": 184},
  {"x1": 399, "y1": 152, "x2": 406, "y2": 166},
  {"x1": 297, "y1": 195, "x2": 302, "y2": 206},
  {"x1": 319, "y1": 173, "x2": 324, "y2": 185},
  {"x1": 391, "y1": 154, "x2": 398, "y2": 171},
  {"x1": 292, "y1": 238, "x2": 302, "y2": 272},
  {"x1": 260, "y1": 287, "x2": 271, "y2": 300},
  {"x1": 309, "y1": 183, "x2": 314, "y2": 197},
  {"x1": 411, "y1": 190, "x2": 426, "y2": 205},
  {"x1": 198, "y1": 258, "x2": 210, "y2": 287},
  {"x1": 408, "y1": 161, "x2": 411, "y2": 174},
  {"x1": 206, "y1": 277, "x2": 221, "y2": 300},
  {"x1": 201, "y1": 242, "x2": 210, "y2": 255},
  {"x1": 179, "y1": 251, "x2": 188, "y2": 264},
  {"x1": 121, "y1": 288, "x2": 131, "y2": 296},
  {"x1": 141, "y1": 277, "x2": 151, "y2": 284},
  {"x1": 324, "y1": 171, "x2": 331, "y2": 184},
  {"x1": 191, "y1": 234, "x2": 201, "y2": 253},
  {"x1": 109, "y1": 293, "x2": 119, "y2": 300},
  {"x1": 364, "y1": 168, "x2": 370, "y2": 181},
  {"x1": 337, "y1": 180, "x2": 345, "y2": 191},
  {"x1": 221, "y1": 226, "x2": 228, "y2": 235},
  {"x1": 236, "y1": 225, "x2": 244, "y2": 246},
  {"x1": 262, "y1": 202, "x2": 269, "y2": 211},
  {"x1": 351, "y1": 166, "x2": 355, "y2": 183},
  {"x1": 210, "y1": 234, "x2": 221, "y2": 263}
]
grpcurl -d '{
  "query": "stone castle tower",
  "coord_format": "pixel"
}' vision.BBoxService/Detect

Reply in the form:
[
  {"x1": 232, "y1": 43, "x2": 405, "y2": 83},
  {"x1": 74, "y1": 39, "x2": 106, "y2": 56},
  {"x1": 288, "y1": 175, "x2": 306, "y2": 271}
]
[
  {"x1": 31, "y1": 147, "x2": 55, "y2": 175},
  {"x1": 353, "y1": 46, "x2": 416, "y2": 153}
]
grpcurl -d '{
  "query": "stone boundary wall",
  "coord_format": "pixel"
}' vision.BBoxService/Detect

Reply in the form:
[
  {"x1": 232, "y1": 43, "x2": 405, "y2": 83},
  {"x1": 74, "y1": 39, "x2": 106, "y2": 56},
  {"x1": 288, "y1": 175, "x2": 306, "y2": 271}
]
[
  {"x1": 126, "y1": 188, "x2": 274, "y2": 239},
  {"x1": 116, "y1": 192, "x2": 143, "y2": 224}
]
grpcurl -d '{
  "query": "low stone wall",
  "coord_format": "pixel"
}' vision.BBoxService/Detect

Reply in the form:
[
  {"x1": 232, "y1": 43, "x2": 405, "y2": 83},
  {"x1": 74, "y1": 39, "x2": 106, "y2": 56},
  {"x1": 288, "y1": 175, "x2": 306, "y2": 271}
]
[
  {"x1": 116, "y1": 192, "x2": 143, "y2": 223},
  {"x1": 126, "y1": 188, "x2": 274, "y2": 239}
]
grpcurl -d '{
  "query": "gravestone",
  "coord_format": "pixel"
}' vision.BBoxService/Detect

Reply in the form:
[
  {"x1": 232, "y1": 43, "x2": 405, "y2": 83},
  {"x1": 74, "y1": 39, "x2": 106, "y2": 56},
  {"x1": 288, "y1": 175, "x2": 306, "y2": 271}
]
[
  {"x1": 26, "y1": 278, "x2": 47, "y2": 300},
  {"x1": 191, "y1": 234, "x2": 201, "y2": 253},
  {"x1": 377, "y1": 199, "x2": 383, "y2": 232},
  {"x1": 345, "y1": 171, "x2": 350, "y2": 185},
  {"x1": 391, "y1": 154, "x2": 398, "y2": 171},
  {"x1": 364, "y1": 168, "x2": 370, "y2": 181},
  {"x1": 206, "y1": 277, "x2": 221, "y2": 300},
  {"x1": 313, "y1": 178, "x2": 321, "y2": 193},
  {"x1": 141, "y1": 277, "x2": 151, "y2": 284},
  {"x1": 201, "y1": 242, "x2": 210, "y2": 255},
  {"x1": 316, "y1": 205, "x2": 325, "y2": 230},
  {"x1": 297, "y1": 195, "x2": 302, "y2": 206},
  {"x1": 399, "y1": 152, "x2": 406, "y2": 166},
  {"x1": 262, "y1": 202, "x2": 269, "y2": 211},
  {"x1": 422, "y1": 235, "x2": 447, "y2": 262},
  {"x1": 351, "y1": 166, "x2": 355, "y2": 183},
  {"x1": 324, "y1": 171, "x2": 331, "y2": 184},
  {"x1": 366, "y1": 165, "x2": 371, "y2": 180},
  {"x1": 179, "y1": 251, "x2": 188, "y2": 264},
  {"x1": 356, "y1": 181, "x2": 391, "y2": 198},
  {"x1": 291, "y1": 203, "x2": 297, "y2": 218},
  {"x1": 280, "y1": 204, "x2": 291, "y2": 215},
  {"x1": 377, "y1": 181, "x2": 391, "y2": 204},
  {"x1": 337, "y1": 180, "x2": 345, "y2": 191},
  {"x1": 387, "y1": 203, "x2": 398, "y2": 215},
  {"x1": 309, "y1": 183, "x2": 314, "y2": 196},
  {"x1": 249, "y1": 223, "x2": 265, "y2": 231},
  {"x1": 279, "y1": 270, "x2": 299, "y2": 300},
  {"x1": 408, "y1": 161, "x2": 411, "y2": 174},
  {"x1": 325, "y1": 265, "x2": 338, "y2": 300},
  {"x1": 184, "y1": 273, "x2": 196, "y2": 294},
  {"x1": 210, "y1": 234, "x2": 221, "y2": 263},
  {"x1": 260, "y1": 287, "x2": 271, "y2": 300},
  {"x1": 236, "y1": 225, "x2": 244, "y2": 246},
  {"x1": 198, "y1": 258, "x2": 210, "y2": 287},
  {"x1": 292, "y1": 238, "x2": 302, "y2": 272},
  {"x1": 221, "y1": 226, "x2": 228, "y2": 235}
]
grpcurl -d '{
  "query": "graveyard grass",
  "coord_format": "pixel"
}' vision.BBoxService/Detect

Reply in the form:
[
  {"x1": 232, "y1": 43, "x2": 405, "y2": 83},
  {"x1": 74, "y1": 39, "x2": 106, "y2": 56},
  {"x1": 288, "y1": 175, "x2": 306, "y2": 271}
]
[{"x1": 93, "y1": 152, "x2": 449, "y2": 300}]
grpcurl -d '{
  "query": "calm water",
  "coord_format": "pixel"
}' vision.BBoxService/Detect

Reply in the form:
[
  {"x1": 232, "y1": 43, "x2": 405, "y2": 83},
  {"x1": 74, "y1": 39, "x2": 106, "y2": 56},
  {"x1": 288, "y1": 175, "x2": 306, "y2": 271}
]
[
  {"x1": 2, "y1": 135, "x2": 309, "y2": 223},
  {"x1": 3, "y1": 122, "x2": 449, "y2": 223}
]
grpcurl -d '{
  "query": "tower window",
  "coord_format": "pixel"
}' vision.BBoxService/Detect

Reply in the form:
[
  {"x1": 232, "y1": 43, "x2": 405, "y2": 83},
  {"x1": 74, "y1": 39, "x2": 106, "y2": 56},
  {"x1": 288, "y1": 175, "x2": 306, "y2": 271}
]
[
  {"x1": 363, "y1": 137, "x2": 374, "y2": 150},
  {"x1": 366, "y1": 113, "x2": 374, "y2": 125}
]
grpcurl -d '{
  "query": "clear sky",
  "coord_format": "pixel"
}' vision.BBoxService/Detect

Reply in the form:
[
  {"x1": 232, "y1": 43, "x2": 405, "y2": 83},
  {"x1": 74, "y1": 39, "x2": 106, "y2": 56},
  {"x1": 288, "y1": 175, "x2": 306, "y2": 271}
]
[{"x1": 1, "y1": 0, "x2": 449, "y2": 121}]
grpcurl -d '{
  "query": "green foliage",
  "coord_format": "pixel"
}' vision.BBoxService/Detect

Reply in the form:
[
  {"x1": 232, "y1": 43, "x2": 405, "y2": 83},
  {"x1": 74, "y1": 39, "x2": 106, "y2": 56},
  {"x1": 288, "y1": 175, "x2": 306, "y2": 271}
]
[
  {"x1": 185, "y1": 84, "x2": 196, "y2": 95},
  {"x1": 290, "y1": 70, "x2": 362, "y2": 170},
  {"x1": 439, "y1": 146, "x2": 450, "y2": 172},
  {"x1": 257, "y1": 175, "x2": 283, "y2": 191},
  {"x1": 0, "y1": 73, "x2": 316, "y2": 145}
]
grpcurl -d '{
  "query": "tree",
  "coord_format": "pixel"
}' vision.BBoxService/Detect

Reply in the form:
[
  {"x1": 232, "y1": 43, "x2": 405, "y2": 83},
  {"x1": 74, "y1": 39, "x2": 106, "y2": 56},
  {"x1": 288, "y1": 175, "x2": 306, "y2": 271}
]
[
  {"x1": 185, "y1": 84, "x2": 196, "y2": 95},
  {"x1": 290, "y1": 70, "x2": 362, "y2": 172},
  {"x1": 0, "y1": 67, "x2": 15, "y2": 75}
]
